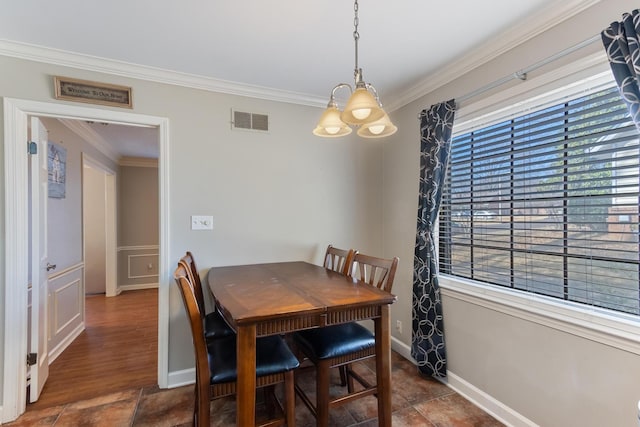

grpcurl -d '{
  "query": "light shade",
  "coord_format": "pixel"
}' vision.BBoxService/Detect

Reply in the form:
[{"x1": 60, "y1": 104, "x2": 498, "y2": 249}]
[
  {"x1": 312, "y1": 105, "x2": 352, "y2": 137},
  {"x1": 340, "y1": 87, "x2": 386, "y2": 125},
  {"x1": 357, "y1": 113, "x2": 398, "y2": 138}
]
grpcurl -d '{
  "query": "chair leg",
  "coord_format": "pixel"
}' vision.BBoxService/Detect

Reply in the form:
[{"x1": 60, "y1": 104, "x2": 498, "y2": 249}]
[
  {"x1": 284, "y1": 370, "x2": 296, "y2": 426},
  {"x1": 338, "y1": 365, "x2": 347, "y2": 387},
  {"x1": 263, "y1": 385, "x2": 276, "y2": 419},
  {"x1": 345, "y1": 363, "x2": 356, "y2": 393},
  {"x1": 316, "y1": 360, "x2": 331, "y2": 427},
  {"x1": 196, "y1": 383, "x2": 210, "y2": 427}
]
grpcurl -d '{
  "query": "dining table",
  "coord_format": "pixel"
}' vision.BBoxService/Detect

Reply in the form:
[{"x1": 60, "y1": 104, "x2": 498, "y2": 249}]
[{"x1": 207, "y1": 261, "x2": 397, "y2": 426}]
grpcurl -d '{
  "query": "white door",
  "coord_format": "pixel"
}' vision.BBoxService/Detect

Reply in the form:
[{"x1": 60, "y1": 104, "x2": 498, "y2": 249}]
[{"x1": 29, "y1": 116, "x2": 50, "y2": 402}]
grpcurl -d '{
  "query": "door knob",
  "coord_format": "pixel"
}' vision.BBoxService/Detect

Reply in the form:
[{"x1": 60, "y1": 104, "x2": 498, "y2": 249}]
[{"x1": 46, "y1": 263, "x2": 57, "y2": 271}]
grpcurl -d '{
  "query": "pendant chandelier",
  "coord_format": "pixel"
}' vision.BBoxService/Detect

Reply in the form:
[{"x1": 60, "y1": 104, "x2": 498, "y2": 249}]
[{"x1": 312, "y1": 0, "x2": 397, "y2": 139}]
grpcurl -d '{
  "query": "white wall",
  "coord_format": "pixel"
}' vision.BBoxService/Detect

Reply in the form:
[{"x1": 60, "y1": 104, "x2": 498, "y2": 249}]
[{"x1": 383, "y1": 1, "x2": 640, "y2": 426}]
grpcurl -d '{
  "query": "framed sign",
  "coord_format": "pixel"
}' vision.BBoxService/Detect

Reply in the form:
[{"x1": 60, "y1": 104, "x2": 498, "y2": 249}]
[{"x1": 54, "y1": 76, "x2": 132, "y2": 108}]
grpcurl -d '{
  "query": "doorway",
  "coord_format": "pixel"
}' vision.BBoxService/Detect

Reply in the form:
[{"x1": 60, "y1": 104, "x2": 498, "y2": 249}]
[{"x1": 2, "y1": 98, "x2": 170, "y2": 423}]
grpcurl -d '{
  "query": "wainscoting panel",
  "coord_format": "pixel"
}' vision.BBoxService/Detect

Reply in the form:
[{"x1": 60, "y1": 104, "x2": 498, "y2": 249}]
[
  {"x1": 118, "y1": 245, "x2": 159, "y2": 290},
  {"x1": 48, "y1": 263, "x2": 85, "y2": 362},
  {"x1": 128, "y1": 253, "x2": 159, "y2": 279}
]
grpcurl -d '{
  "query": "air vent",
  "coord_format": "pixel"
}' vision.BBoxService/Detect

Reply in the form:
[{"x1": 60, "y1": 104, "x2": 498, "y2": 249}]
[{"x1": 232, "y1": 110, "x2": 269, "y2": 132}]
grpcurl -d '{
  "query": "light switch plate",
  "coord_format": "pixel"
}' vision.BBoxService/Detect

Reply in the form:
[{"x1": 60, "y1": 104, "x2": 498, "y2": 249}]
[{"x1": 191, "y1": 215, "x2": 213, "y2": 230}]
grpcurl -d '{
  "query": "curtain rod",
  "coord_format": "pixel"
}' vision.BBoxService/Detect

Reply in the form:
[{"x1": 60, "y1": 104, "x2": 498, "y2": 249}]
[{"x1": 456, "y1": 33, "x2": 602, "y2": 104}]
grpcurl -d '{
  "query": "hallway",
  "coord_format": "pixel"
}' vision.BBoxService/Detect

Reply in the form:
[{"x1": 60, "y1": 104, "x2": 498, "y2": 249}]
[{"x1": 27, "y1": 289, "x2": 158, "y2": 410}]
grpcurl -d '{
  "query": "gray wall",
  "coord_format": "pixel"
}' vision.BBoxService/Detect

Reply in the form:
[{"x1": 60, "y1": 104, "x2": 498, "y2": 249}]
[
  {"x1": 383, "y1": 0, "x2": 640, "y2": 426},
  {"x1": 0, "y1": 50, "x2": 383, "y2": 404},
  {"x1": 117, "y1": 164, "x2": 159, "y2": 288},
  {"x1": 118, "y1": 165, "x2": 159, "y2": 247}
]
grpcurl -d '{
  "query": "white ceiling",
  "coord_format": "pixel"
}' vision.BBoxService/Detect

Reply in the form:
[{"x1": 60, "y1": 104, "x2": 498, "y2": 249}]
[{"x1": 0, "y1": 0, "x2": 596, "y2": 159}]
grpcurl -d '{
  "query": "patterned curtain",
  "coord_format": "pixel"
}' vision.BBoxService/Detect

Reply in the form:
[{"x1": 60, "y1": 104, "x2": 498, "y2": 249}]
[
  {"x1": 602, "y1": 9, "x2": 640, "y2": 129},
  {"x1": 412, "y1": 100, "x2": 456, "y2": 378}
]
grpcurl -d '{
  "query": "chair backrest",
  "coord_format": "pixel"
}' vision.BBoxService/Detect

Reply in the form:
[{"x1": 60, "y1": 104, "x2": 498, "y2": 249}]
[
  {"x1": 180, "y1": 251, "x2": 206, "y2": 315},
  {"x1": 348, "y1": 253, "x2": 399, "y2": 293},
  {"x1": 174, "y1": 263, "x2": 211, "y2": 391},
  {"x1": 324, "y1": 245, "x2": 356, "y2": 276}
]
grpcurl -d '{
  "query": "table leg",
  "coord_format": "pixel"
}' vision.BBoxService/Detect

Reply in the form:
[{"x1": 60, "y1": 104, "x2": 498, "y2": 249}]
[
  {"x1": 375, "y1": 304, "x2": 392, "y2": 426},
  {"x1": 236, "y1": 324, "x2": 257, "y2": 427}
]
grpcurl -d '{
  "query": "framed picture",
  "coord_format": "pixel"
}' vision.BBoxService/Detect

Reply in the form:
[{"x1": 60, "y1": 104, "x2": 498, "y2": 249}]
[
  {"x1": 48, "y1": 142, "x2": 67, "y2": 199},
  {"x1": 54, "y1": 76, "x2": 132, "y2": 108}
]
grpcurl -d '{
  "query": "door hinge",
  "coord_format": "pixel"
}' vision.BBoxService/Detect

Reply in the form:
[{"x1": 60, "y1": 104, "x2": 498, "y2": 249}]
[
  {"x1": 27, "y1": 352, "x2": 37, "y2": 366},
  {"x1": 28, "y1": 141, "x2": 37, "y2": 155}
]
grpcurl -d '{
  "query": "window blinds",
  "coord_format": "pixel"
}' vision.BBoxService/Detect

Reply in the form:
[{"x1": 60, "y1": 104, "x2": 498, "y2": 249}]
[{"x1": 439, "y1": 85, "x2": 640, "y2": 315}]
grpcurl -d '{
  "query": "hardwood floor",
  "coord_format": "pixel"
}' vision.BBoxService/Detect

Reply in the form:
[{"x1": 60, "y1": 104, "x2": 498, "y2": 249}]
[{"x1": 28, "y1": 288, "x2": 158, "y2": 410}]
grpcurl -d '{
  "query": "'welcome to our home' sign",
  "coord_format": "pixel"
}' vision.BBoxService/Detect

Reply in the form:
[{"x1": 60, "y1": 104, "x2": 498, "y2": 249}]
[{"x1": 54, "y1": 76, "x2": 132, "y2": 108}]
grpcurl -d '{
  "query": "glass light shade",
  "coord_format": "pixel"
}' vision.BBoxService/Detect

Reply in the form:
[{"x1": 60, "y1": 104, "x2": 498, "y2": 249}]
[
  {"x1": 313, "y1": 105, "x2": 352, "y2": 137},
  {"x1": 357, "y1": 112, "x2": 398, "y2": 138},
  {"x1": 340, "y1": 87, "x2": 385, "y2": 125}
]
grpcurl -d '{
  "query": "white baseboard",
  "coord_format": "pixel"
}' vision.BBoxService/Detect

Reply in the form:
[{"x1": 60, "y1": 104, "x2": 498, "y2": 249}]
[
  {"x1": 119, "y1": 283, "x2": 158, "y2": 292},
  {"x1": 391, "y1": 335, "x2": 413, "y2": 361},
  {"x1": 167, "y1": 367, "x2": 195, "y2": 389},
  {"x1": 49, "y1": 322, "x2": 85, "y2": 364},
  {"x1": 445, "y1": 371, "x2": 537, "y2": 427},
  {"x1": 390, "y1": 337, "x2": 534, "y2": 427}
]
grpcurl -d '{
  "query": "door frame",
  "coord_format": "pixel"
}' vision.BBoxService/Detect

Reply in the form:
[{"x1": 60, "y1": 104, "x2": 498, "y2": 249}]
[
  {"x1": 2, "y1": 97, "x2": 170, "y2": 422},
  {"x1": 82, "y1": 153, "x2": 118, "y2": 297}
]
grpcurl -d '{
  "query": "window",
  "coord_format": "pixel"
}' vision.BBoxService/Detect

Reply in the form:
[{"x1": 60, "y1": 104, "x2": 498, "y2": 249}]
[{"x1": 439, "y1": 78, "x2": 640, "y2": 316}]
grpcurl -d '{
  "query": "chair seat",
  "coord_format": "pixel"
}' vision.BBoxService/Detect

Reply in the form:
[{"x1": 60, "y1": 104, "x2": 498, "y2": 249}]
[
  {"x1": 204, "y1": 310, "x2": 234, "y2": 340},
  {"x1": 293, "y1": 323, "x2": 374, "y2": 361},
  {"x1": 209, "y1": 335, "x2": 300, "y2": 384}
]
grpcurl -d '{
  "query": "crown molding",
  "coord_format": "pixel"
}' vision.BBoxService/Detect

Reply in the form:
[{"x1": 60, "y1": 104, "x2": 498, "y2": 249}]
[
  {"x1": 386, "y1": 0, "x2": 602, "y2": 111},
  {"x1": 58, "y1": 118, "x2": 120, "y2": 162},
  {"x1": 0, "y1": 39, "x2": 327, "y2": 108},
  {"x1": 119, "y1": 156, "x2": 158, "y2": 168}
]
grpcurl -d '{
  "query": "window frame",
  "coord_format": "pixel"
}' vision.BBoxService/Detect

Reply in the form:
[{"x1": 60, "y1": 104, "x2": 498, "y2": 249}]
[{"x1": 437, "y1": 52, "x2": 640, "y2": 355}]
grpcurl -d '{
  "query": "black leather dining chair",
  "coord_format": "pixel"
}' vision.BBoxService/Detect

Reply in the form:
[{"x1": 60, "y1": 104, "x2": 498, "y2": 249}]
[
  {"x1": 179, "y1": 251, "x2": 234, "y2": 341},
  {"x1": 292, "y1": 252, "x2": 399, "y2": 426},
  {"x1": 174, "y1": 262, "x2": 299, "y2": 427}
]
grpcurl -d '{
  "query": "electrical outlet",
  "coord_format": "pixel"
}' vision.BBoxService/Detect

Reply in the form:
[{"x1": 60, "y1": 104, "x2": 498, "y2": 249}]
[{"x1": 396, "y1": 320, "x2": 402, "y2": 334}]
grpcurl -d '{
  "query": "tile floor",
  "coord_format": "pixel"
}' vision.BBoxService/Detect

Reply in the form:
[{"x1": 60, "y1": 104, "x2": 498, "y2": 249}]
[{"x1": 7, "y1": 352, "x2": 504, "y2": 426}]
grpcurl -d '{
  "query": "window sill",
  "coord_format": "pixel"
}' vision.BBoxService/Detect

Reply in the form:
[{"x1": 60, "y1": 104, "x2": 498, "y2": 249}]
[{"x1": 439, "y1": 274, "x2": 640, "y2": 355}]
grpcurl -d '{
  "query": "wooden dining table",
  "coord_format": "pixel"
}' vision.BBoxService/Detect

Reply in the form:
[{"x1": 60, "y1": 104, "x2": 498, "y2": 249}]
[{"x1": 207, "y1": 261, "x2": 397, "y2": 426}]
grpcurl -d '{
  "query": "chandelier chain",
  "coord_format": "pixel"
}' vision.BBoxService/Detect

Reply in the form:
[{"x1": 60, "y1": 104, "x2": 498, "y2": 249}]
[{"x1": 353, "y1": 0, "x2": 360, "y2": 78}]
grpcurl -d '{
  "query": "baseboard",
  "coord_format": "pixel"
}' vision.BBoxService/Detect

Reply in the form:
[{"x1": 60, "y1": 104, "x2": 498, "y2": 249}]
[
  {"x1": 445, "y1": 371, "x2": 537, "y2": 427},
  {"x1": 390, "y1": 337, "x2": 534, "y2": 427},
  {"x1": 119, "y1": 283, "x2": 158, "y2": 292},
  {"x1": 167, "y1": 367, "x2": 195, "y2": 389},
  {"x1": 391, "y1": 335, "x2": 413, "y2": 361},
  {"x1": 49, "y1": 322, "x2": 85, "y2": 364}
]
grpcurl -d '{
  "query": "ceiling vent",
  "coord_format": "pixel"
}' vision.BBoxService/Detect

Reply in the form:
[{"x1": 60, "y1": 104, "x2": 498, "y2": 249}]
[{"x1": 231, "y1": 110, "x2": 269, "y2": 132}]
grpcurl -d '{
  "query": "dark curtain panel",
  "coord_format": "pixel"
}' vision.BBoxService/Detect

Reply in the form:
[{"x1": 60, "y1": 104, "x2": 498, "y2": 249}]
[
  {"x1": 412, "y1": 99, "x2": 456, "y2": 378},
  {"x1": 602, "y1": 9, "x2": 640, "y2": 129}
]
